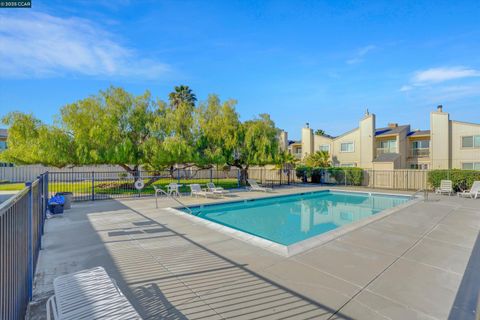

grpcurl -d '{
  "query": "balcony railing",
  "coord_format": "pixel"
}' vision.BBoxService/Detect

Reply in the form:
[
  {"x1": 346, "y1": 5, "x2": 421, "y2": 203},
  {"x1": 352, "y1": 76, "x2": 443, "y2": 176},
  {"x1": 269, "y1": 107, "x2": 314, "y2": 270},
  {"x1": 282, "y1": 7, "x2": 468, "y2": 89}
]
[
  {"x1": 410, "y1": 148, "x2": 430, "y2": 158},
  {"x1": 376, "y1": 148, "x2": 397, "y2": 156}
]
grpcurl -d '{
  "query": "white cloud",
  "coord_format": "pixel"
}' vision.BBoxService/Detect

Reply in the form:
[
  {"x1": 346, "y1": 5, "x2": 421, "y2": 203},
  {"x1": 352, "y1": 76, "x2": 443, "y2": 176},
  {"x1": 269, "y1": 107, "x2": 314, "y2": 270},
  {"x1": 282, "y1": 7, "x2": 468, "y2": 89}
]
[
  {"x1": 0, "y1": 12, "x2": 171, "y2": 79},
  {"x1": 412, "y1": 67, "x2": 480, "y2": 84},
  {"x1": 346, "y1": 45, "x2": 376, "y2": 65},
  {"x1": 400, "y1": 66, "x2": 480, "y2": 92}
]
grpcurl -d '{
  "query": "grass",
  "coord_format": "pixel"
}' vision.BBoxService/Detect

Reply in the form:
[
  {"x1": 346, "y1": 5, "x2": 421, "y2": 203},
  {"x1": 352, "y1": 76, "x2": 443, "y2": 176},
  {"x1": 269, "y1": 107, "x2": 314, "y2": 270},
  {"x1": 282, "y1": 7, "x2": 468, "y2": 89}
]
[
  {"x1": 49, "y1": 178, "x2": 239, "y2": 195},
  {"x1": 0, "y1": 182, "x2": 25, "y2": 191},
  {"x1": 0, "y1": 178, "x2": 239, "y2": 196}
]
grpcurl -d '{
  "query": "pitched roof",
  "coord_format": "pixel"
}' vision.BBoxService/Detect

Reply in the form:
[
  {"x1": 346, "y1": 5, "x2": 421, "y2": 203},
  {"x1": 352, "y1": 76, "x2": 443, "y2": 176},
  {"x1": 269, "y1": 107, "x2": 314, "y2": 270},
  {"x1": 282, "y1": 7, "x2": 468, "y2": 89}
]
[
  {"x1": 373, "y1": 153, "x2": 400, "y2": 162},
  {"x1": 407, "y1": 130, "x2": 430, "y2": 137},
  {"x1": 375, "y1": 125, "x2": 409, "y2": 137},
  {"x1": 0, "y1": 128, "x2": 7, "y2": 138},
  {"x1": 288, "y1": 140, "x2": 301, "y2": 145}
]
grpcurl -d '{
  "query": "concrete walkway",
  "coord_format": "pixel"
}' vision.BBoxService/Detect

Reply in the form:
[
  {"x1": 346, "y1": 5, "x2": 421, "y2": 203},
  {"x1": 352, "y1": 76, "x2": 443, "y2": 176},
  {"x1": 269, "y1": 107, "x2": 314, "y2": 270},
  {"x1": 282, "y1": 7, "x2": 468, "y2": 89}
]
[{"x1": 29, "y1": 186, "x2": 479, "y2": 319}]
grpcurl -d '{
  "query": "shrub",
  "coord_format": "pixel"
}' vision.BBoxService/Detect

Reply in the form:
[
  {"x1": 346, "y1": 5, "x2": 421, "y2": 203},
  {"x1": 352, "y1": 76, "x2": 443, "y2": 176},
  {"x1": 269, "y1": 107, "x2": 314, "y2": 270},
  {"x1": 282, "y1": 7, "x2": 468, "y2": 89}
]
[
  {"x1": 295, "y1": 165, "x2": 311, "y2": 182},
  {"x1": 428, "y1": 169, "x2": 480, "y2": 191},
  {"x1": 296, "y1": 166, "x2": 364, "y2": 185},
  {"x1": 327, "y1": 167, "x2": 363, "y2": 186}
]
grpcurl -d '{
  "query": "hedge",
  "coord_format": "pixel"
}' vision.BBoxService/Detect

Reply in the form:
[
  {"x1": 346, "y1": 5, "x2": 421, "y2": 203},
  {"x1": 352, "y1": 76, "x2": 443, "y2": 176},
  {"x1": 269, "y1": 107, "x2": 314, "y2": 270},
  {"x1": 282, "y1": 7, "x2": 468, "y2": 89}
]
[
  {"x1": 295, "y1": 165, "x2": 311, "y2": 182},
  {"x1": 295, "y1": 166, "x2": 364, "y2": 186},
  {"x1": 327, "y1": 167, "x2": 364, "y2": 186},
  {"x1": 428, "y1": 169, "x2": 480, "y2": 191}
]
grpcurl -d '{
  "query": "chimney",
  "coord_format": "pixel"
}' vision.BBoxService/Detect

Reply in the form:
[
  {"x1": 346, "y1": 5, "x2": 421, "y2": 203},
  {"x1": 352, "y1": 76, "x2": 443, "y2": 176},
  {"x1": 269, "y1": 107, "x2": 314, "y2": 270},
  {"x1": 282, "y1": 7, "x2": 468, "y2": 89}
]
[
  {"x1": 437, "y1": 105, "x2": 443, "y2": 112},
  {"x1": 305, "y1": 122, "x2": 310, "y2": 128},
  {"x1": 388, "y1": 123, "x2": 398, "y2": 128}
]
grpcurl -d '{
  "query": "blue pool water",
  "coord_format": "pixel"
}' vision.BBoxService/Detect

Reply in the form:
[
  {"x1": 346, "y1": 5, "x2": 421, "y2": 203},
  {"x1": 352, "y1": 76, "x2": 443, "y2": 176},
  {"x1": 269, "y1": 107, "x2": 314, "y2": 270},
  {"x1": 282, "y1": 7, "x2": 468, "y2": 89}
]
[{"x1": 185, "y1": 191, "x2": 410, "y2": 245}]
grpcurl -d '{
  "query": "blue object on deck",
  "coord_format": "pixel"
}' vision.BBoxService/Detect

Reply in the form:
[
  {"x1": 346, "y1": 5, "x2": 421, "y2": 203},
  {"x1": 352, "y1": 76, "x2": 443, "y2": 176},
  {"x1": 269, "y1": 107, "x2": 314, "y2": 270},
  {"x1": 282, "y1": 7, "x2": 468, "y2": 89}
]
[{"x1": 48, "y1": 195, "x2": 65, "y2": 214}]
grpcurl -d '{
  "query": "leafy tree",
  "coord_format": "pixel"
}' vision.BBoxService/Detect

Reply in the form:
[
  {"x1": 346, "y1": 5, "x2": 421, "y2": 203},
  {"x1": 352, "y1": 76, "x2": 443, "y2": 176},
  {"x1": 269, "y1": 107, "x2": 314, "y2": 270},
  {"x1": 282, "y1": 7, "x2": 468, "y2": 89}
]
[
  {"x1": 2, "y1": 86, "x2": 281, "y2": 186},
  {"x1": 314, "y1": 129, "x2": 325, "y2": 136},
  {"x1": 168, "y1": 85, "x2": 197, "y2": 109},
  {"x1": 60, "y1": 86, "x2": 157, "y2": 178},
  {"x1": 304, "y1": 151, "x2": 331, "y2": 167},
  {"x1": 1, "y1": 112, "x2": 75, "y2": 167},
  {"x1": 227, "y1": 114, "x2": 279, "y2": 183},
  {"x1": 196, "y1": 94, "x2": 240, "y2": 167}
]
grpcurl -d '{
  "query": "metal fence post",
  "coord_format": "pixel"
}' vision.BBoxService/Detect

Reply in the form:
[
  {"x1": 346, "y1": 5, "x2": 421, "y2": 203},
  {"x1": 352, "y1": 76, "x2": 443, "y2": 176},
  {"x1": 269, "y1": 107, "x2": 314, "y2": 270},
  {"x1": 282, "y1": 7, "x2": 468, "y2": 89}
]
[
  {"x1": 344, "y1": 170, "x2": 347, "y2": 186},
  {"x1": 25, "y1": 181, "x2": 34, "y2": 301},
  {"x1": 177, "y1": 169, "x2": 181, "y2": 184},
  {"x1": 237, "y1": 169, "x2": 241, "y2": 187},
  {"x1": 91, "y1": 171, "x2": 95, "y2": 201}
]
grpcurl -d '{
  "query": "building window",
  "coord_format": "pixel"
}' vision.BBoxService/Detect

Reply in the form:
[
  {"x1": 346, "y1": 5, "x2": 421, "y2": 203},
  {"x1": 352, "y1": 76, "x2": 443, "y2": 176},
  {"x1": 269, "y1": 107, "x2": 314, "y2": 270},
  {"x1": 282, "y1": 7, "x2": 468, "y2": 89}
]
[
  {"x1": 378, "y1": 140, "x2": 397, "y2": 153},
  {"x1": 462, "y1": 162, "x2": 480, "y2": 170},
  {"x1": 318, "y1": 145, "x2": 330, "y2": 152},
  {"x1": 340, "y1": 142, "x2": 354, "y2": 152},
  {"x1": 411, "y1": 140, "x2": 430, "y2": 157},
  {"x1": 412, "y1": 140, "x2": 430, "y2": 149},
  {"x1": 462, "y1": 135, "x2": 480, "y2": 148},
  {"x1": 0, "y1": 141, "x2": 6, "y2": 150}
]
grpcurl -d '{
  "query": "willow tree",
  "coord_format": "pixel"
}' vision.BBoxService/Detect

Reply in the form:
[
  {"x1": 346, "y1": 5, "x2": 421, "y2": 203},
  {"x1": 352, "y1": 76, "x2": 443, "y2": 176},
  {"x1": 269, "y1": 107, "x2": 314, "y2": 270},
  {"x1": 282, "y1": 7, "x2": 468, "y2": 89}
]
[
  {"x1": 59, "y1": 86, "x2": 157, "y2": 178},
  {"x1": 196, "y1": 94, "x2": 241, "y2": 167},
  {"x1": 230, "y1": 114, "x2": 279, "y2": 183},
  {"x1": 0, "y1": 112, "x2": 75, "y2": 167}
]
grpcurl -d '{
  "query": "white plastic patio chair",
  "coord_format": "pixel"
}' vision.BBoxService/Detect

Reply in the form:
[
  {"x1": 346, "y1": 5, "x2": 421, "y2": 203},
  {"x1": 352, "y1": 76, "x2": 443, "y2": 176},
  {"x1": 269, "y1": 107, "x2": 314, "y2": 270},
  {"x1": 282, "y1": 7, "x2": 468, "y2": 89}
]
[
  {"x1": 435, "y1": 180, "x2": 453, "y2": 196},
  {"x1": 246, "y1": 179, "x2": 273, "y2": 192},
  {"x1": 189, "y1": 184, "x2": 218, "y2": 198},
  {"x1": 458, "y1": 181, "x2": 480, "y2": 199},
  {"x1": 167, "y1": 183, "x2": 181, "y2": 197},
  {"x1": 46, "y1": 266, "x2": 141, "y2": 320},
  {"x1": 206, "y1": 182, "x2": 229, "y2": 195}
]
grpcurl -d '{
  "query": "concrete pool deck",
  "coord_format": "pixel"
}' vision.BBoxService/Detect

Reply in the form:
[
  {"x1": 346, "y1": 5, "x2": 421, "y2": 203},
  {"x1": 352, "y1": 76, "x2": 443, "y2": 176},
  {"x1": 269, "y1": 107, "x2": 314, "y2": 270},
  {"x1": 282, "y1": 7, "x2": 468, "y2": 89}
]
[{"x1": 28, "y1": 186, "x2": 480, "y2": 319}]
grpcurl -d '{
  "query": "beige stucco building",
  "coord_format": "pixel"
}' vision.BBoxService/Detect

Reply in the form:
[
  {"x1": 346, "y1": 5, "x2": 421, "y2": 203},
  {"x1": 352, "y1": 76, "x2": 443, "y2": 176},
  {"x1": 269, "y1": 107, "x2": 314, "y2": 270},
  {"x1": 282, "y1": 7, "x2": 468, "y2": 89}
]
[{"x1": 289, "y1": 106, "x2": 480, "y2": 170}]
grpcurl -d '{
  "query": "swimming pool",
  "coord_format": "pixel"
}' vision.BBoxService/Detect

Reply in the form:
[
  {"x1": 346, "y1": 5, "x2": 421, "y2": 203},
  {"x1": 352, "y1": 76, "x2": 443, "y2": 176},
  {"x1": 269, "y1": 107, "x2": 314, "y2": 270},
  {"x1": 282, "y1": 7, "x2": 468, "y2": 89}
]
[{"x1": 181, "y1": 190, "x2": 411, "y2": 249}]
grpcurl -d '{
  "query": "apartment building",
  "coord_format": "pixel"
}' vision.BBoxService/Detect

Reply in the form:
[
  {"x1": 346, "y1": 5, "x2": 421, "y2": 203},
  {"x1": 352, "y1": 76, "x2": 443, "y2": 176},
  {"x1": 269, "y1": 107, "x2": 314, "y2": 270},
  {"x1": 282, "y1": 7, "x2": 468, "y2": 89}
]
[{"x1": 285, "y1": 106, "x2": 480, "y2": 170}]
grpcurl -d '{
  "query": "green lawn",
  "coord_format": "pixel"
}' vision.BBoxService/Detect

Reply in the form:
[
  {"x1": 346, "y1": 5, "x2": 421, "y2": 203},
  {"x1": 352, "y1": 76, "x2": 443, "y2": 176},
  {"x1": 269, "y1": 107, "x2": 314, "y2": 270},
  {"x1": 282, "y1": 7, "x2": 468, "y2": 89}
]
[
  {"x1": 0, "y1": 178, "x2": 239, "y2": 195},
  {"x1": 0, "y1": 182, "x2": 25, "y2": 191}
]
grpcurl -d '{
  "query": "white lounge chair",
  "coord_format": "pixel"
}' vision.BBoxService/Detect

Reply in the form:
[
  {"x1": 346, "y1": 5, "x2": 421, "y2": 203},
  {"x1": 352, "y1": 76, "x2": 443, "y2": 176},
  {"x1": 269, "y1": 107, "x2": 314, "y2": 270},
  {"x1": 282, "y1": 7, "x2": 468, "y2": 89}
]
[
  {"x1": 458, "y1": 181, "x2": 480, "y2": 199},
  {"x1": 189, "y1": 184, "x2": 218, "y2": 198},
  {"x1": 435, "y1": 180, "x2": 453, "y2": 196},
  {"x1": 247, "y1": 179, "x2": 273, "y2": 192},
  {"x1": 47, "y1": 266, "x2": 141, "y2": 320},
  {"x1": 207, "y1": 182, "x2": 229, "y2": 195}
]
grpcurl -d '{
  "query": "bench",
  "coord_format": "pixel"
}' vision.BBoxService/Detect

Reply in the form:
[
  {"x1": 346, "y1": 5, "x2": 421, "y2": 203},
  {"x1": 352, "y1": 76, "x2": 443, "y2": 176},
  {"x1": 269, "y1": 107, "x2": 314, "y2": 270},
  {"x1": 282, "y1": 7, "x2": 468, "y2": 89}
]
[{"x1": 47, "y1": 266, "x2": 141, "y2": 319}]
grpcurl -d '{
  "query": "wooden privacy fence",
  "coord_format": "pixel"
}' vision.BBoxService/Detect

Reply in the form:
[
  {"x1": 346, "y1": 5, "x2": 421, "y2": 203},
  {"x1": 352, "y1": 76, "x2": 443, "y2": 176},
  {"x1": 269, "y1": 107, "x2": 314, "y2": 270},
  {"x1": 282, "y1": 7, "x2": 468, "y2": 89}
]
[
  {"x1": 0, "y1": 165, "x2": 125, "y2": 182},
  {"x1": 247, "y1": 168, "x2": 430, "y2": 191},
  {"x1": 364, "y1": 169, "x2": 429, "y2": 190}
]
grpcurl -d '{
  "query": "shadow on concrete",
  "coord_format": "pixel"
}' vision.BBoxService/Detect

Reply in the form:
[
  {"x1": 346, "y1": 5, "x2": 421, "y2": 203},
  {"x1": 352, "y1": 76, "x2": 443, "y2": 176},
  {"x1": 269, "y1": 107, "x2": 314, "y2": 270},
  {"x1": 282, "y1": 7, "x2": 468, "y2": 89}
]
[{"x1": 32, "y1": 198, "x2": 355, "y2": 319}]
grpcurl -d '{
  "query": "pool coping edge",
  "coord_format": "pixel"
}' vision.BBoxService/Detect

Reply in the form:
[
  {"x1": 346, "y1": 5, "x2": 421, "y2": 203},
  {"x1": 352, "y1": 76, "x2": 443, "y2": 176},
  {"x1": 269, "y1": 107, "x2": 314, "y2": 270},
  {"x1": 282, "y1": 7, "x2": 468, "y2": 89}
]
[{"x1": 165, "y1": 189, "x2": 422, "y2": 257}]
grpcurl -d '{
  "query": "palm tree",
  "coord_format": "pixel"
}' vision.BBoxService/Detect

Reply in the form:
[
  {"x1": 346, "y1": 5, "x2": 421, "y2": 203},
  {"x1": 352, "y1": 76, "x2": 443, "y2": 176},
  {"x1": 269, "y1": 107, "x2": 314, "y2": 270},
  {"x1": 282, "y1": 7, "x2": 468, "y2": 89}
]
[
  {"x1": 314, "y1": 129, "x2": 326, "y2": 136},
  {"x1": 168, "y1": 85, "x2": 197, "y2": 108},
  {"x1": 276, "y1": 151, "x2": 299, "y2": 170},
  {"x1": 304, "y1": 151, "x2": 331, "y2": 167}
]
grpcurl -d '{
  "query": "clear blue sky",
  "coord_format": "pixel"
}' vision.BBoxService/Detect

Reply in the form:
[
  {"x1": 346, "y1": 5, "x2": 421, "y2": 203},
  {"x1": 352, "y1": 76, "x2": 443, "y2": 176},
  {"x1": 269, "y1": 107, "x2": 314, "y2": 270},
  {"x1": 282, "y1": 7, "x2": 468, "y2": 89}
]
[{"x1": 1, "y1": 0, "x2": 480, "y2": 139}]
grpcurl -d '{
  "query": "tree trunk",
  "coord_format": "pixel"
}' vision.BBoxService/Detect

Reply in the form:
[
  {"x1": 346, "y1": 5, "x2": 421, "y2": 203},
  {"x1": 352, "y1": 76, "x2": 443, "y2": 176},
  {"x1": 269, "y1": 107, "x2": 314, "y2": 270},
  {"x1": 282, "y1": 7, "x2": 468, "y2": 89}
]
[
  {"x1": 119, "y1": 164, "x2": 140, "y2": 180},
  {"x1": 239, "y1": 166, "x2": 249, "y2": 186}
]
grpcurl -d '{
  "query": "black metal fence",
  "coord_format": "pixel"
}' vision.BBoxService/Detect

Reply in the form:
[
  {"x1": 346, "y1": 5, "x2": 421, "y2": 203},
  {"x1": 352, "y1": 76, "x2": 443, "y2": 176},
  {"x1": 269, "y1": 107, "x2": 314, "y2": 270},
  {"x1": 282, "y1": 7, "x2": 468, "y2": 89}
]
[
  {"x1": 246, "y1": 168, "x2": 302, "y2": 187},
  {"x1": 44, "y1": 167, "x2": 442, "y2": 202},
  {"x1": 0, "y1": 174, "x2": 47, "y2": 320},
  {"x1": 48, "y1": 169, "x2": 242, "y2": 201}
]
